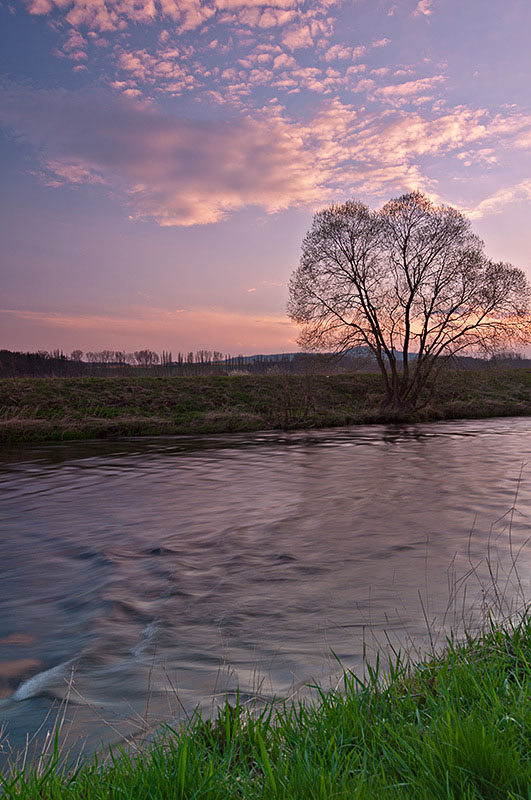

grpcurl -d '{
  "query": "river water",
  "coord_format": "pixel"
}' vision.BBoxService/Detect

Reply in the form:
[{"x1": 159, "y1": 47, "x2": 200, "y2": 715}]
[{"x1": 1, "y1": 418, "x2": 530, "y2": 762}]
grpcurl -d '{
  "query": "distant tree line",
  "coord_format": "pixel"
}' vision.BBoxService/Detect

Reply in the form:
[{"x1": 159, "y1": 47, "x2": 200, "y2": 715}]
[
  {"x1": 0, "y1": 347, "x2": 529, "y2": 379},
  {"x1": 0, "y1": 348, "x2": 371, "y2": 377}
]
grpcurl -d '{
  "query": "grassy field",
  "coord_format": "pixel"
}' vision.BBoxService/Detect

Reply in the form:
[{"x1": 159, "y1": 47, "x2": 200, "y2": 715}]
[
  {"x1": 0, "y1": 368, "x2": 530, "y2": 443},
  {"x1": 3, "y1": 615, "x2": 531, "y2": 798}
]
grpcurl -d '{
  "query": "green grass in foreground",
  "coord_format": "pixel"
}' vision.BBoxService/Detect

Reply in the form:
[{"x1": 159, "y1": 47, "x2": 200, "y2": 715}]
[
  {"x1": 1, "y1": 367, "x2": 530, "y2": 442},
  {"x1": 4, "y1": 617, "x2": 531, "y2": 798}
]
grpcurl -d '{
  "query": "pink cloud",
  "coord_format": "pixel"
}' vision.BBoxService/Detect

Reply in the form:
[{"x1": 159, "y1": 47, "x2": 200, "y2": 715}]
[
  {"x1": 24, "y1": 0, "x2": 331, "y2": 34},
  {"x1": 467, "y1": 181, "x2": 531, "y2": 219},
  {"x1": 22, "y1": 0, "x2": 338, "y2": 102},
  {"x1": 374, "y1": 75, "x2": 444, "y2": 105},
  {"x1": 115, "y1": 47, "x2": 201, "y2": 95},
  {"x1": 272, "y1": 53, "x2": 297, "y2": 70},
  {"x1": 258, "y1": 7, "x2": 295, "y2": 26},
  {"x1": 282, "y1": 25, "x2": 313, "y2": 50},
  {"x1": 3, "y1": 85, "x2": 531, "y2": 228},
  {"x1": 0, "y1": 87, "x2": 330, "y2": 225},
  {"x1": 217, "y1": 0, "x2": 297, "y2": 10},
  {"x1": 43, "y1": 158, "x2": 108, "y2": 185},
  {"x1": 352, "y1": 45, "x2": 367, "y2": 59},
  {"x1": 351, "y1": 78, "x2": 375, "y2": 93},
  {"x1": 323, "y1": 44, "x2": 352, "y2": 61},
  {"x1": 413, "y1": 0, "x2": 433, "y2": 16},
  {"x1": 62, "y1": 28, "x2": 88, "y2": 59}
]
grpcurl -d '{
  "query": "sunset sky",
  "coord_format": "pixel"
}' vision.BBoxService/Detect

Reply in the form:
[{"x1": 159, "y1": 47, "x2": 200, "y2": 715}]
[{"x1": 1, "y1": 0, "x2": 530, "y2": 356}]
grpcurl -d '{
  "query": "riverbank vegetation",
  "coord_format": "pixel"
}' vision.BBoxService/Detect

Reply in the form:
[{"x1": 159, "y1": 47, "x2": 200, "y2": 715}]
[
  {"x1": 0, "y1": 367, "x2": 530, "y2": 443},
  {"x1": 3, "y1": 613, "x2": 531, "y2": 798}
]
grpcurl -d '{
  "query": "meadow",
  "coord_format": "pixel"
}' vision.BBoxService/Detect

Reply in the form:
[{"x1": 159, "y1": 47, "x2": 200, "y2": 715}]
[{"x1": 0, "y1": 367, "x2": 530, "y2": 443}]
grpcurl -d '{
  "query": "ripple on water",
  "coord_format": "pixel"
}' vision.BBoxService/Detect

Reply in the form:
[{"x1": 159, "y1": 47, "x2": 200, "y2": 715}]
[{"x1": 1, "y1": 417, "x2": 530, "y2": 758}]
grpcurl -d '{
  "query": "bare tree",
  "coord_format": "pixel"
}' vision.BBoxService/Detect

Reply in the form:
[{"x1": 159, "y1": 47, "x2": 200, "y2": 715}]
[
  {"x1": 288, "y1": 192, "x2": 531, "y2": 411},
  {"x1": 134, "y1": 350, "x2": 160, "y2": 367},
  {"x1": 70, "y1": 349, "x2": 84, "y2": 362},
  {"x1": 100, "y1": 350, "x2": 115, "y2": 364}
]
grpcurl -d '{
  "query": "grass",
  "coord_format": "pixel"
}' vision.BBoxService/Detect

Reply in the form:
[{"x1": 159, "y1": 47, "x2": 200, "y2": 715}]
[
  {"x1": 0, "y1": 367, "x2": 530, "y2": 443},
  {"x1": 3, "y1": 615, "x2": 531, "y2": 798}
]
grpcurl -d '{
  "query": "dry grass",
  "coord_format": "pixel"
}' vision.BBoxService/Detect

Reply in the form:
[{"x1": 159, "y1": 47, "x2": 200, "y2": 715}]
[{"x1": 0, "y1": 368, "x2": 529, "y2": 443}]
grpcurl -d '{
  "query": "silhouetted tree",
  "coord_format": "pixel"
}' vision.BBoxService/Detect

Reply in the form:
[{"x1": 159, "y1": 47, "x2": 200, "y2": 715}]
[
  {"x1": 288, "y1": 192, "x2": 531, "y2": 411},
  {"x1": 134, "y1": 350, "x2": 159, "y2": 366}
]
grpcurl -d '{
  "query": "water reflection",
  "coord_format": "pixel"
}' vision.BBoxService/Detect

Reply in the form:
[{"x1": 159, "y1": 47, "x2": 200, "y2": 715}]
[{"x1": 0, "y1": 418, "x2": 530, "y2": 760}]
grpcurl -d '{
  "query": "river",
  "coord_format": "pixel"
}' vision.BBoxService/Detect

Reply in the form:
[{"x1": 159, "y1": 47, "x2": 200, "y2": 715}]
[{"x1": 1, "y1": 417, "x2": 530, "y2": 763}]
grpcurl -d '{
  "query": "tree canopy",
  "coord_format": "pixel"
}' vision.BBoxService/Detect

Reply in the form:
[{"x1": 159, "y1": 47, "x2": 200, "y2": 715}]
[{"x1": 288, "y1": 192, "x2": 531, "y2": 411}]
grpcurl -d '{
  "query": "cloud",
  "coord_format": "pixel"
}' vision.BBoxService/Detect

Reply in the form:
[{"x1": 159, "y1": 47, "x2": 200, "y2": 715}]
[
  {"x1": 456, "y1": 147, "x2": 498, "y2": 167},
  {"x1": 413, "y1": 0, "x2": 433, "y2": 16},
  {"x1": 467, "y1": 181, "x2": 531, "y2": 219},
  {"x1": 346, "y1": 107, "x2": 488, "y2": 164},
  {"x1": 23, "y1": 0, "x2": 335, "y2": 34},
  {"x1": 282, "y1": 25, "x2": 313, "y2": 50},
  {"x1": 25, "y1": 0, "x2": 212, "y2": 32},
  {"x1": 351, "y1": 78, "x2": 375, "y2": 93},
  {"x1": 323, "y1": 44, "x2": 352, "y2": 61},
  {"x1": 3, "y1": 84, "x2": 531, "y2": 227},
  {"x1": 257, "y1": 7, "x2": 296, "y2": 27},
  {"x1": 21, "y1": 0, "x2": 338, "y2": 103},
  {"x1": 60, "y1": 29, "x2": 88, "y2": 60},
  {"x1": 42, "y1": 158, "x2": 108, "y2": 185},
  {"x1": 272, "y1": 53, "x2": 297, "y2": 70},
  {"x1": 374, "y1": 75, "x2": 444, "y2": 105},
  {"x1": 0, "y1": 86, "x2": 329, "y2": 225},
  {"x1": 114, "y1": 47, "x2": 202, "y2": 95}
]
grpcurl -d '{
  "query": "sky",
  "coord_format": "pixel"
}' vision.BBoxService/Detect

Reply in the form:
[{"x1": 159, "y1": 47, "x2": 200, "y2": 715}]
[{"x1": 1, "y1": 0, "x2": 530, "y2": 356}]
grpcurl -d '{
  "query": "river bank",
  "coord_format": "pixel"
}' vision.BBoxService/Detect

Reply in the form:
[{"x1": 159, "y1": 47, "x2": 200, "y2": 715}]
[
  {"x1": 3, "y1": 614, "x2": 531, "y2": 798},
  {"x1": 1, "y1": 368, "x2": 530, "y2": 443}
]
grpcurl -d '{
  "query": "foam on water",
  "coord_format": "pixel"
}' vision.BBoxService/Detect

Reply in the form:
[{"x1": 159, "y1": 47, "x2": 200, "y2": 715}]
[
  {"x1": 12, "y1": 660, "x2": 76, "y2": 702},
  {"x1": 131, "y1": 621, "x2": 159, "y2": 658}
]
